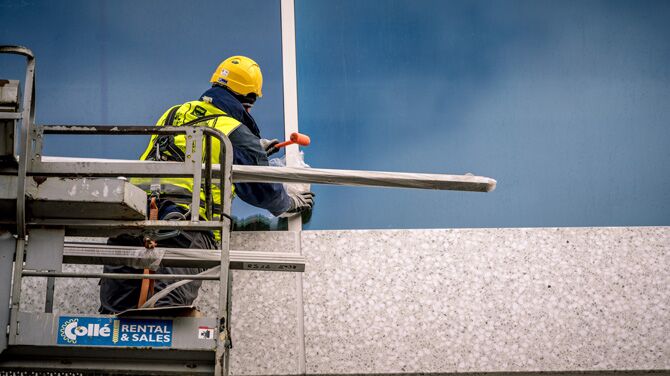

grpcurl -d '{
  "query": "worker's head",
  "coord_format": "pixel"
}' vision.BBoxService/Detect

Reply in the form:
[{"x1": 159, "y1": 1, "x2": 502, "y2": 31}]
[{"x1": 210, "y1": 56, "x2": 263, "y2": 111}]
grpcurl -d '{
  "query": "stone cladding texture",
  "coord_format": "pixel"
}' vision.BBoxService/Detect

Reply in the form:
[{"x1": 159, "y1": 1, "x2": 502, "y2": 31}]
[{"x1": 18, "y1": 227, "x2": 670, "y2": 374}]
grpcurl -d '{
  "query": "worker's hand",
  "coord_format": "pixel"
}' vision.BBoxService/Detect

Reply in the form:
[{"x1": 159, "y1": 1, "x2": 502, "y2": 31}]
[
  {"x1": 282, "y1": 191, "x2": 315, "y2": 216},
  {"x1": 260, "y1": 138, "x2": 280, "y2": 157}
]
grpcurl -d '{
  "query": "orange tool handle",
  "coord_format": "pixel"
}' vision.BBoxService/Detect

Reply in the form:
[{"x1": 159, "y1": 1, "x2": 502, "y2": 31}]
[{"x1": 276, "y1": 132, "x2": 310, "y2": 148}]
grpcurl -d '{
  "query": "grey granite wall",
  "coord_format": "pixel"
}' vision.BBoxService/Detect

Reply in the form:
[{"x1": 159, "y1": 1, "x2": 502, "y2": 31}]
[
  {"x1": 18, "y1": 227, "x2": 670, "y2": 375},
  {"x1": 300, "y1": 227, "x2": 669, "y2": 374}
]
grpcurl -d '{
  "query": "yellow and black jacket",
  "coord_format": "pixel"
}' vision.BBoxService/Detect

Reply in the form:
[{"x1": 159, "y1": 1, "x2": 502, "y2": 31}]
[{"x1": 134, "y1": 85, "x2": 291, "y2": 219}]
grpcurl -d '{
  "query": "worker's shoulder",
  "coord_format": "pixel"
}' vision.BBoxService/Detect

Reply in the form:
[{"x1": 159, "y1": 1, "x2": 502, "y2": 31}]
[
  {"x1": 183, "y1": 100, "x2": 228, "y2": 116},
  {"x1": 182, "y1": 99, "x2": 241, "y2": 126}
]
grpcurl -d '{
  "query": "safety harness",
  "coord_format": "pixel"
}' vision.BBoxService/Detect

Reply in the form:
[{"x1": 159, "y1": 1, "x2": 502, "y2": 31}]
[{"x1": 137, "y1": 107, "x2": 230, "y2": 308}]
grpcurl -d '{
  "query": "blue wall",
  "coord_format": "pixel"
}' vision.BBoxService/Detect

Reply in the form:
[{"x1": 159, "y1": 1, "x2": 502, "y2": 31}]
[
  {"x1": 1, "y1": 0, "x2": 669, "y2": 229},
  {"x1": 296, "y1": 0, "x2": 670, "y2": 229},
  {"x1": 0, "y1": 0, "x2": 285, "y2": 219}
]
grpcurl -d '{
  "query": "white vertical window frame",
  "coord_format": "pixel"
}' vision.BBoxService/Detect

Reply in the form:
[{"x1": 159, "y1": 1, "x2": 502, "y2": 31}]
[
  {"x1": 281, "y1": 0, "x2": 307, "y2": 373},
  {"x1": 280, "y1": 0, "x2": 303, "y2": 231},
  {"x1": 281, "y1": 0, "x2": 301, "y2": 179}
]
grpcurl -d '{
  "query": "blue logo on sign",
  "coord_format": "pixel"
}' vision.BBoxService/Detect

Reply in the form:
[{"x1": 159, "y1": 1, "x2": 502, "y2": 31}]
[{"x1": 57, "y1": 316, "x2": 172, "y2": 347}]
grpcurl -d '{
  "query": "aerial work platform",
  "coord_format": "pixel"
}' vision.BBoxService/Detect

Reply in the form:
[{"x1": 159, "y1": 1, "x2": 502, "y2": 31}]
[
  {"x1": 0, "y1": 45, "x2": 495, "y2": 375},
  {"x1": 0, "y1": 176, "x2": 147, "y2": 222}
]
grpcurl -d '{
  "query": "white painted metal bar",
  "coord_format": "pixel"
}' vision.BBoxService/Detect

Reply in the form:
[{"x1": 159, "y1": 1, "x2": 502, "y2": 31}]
[
  {"x1": 42, "y1": 156, "x2": 497, "y2": 192},
  {"x1": 233, "y1": 165, "x2": 496, "y2": 192},
  {"x1": 280, "y1": 0, "x2": 304, "y2": 215},
  {"x1": 23, "y1": 271, "x2": 220, "y2": 280},
  {"x1": 61, "y1": 242, "x2": 306, "y2": 271},
  {"x1": 31, "y1": 160, "x2": 200, "y2": 177},
  {"x1": 24, "y1": 219, "x2": 223, "y2": 230}
]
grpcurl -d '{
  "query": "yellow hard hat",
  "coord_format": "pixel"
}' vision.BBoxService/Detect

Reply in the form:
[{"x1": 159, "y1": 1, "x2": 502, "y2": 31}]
[{"x1": 210, "y1": 56, "x2": 263, "y2": 98}]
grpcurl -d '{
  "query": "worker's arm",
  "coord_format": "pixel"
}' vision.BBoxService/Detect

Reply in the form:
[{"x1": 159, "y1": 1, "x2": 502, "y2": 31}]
[{"x1": 228, "y1": 125, "x2": 292, "y2": 216}]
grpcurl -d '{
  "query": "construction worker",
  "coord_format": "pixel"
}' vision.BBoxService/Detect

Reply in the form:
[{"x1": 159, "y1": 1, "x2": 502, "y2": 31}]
[{"x1": 99, "y1": 56, "x2": 315, "y2": 314}]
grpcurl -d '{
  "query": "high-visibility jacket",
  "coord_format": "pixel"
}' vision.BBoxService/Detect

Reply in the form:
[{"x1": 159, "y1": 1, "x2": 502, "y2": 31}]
[
  {"x1": 134, "y1": 86, "x2": 292, "y2": 225},
  {"x1": 134, "y1": 100, "x2": 241, "y2": 220}
]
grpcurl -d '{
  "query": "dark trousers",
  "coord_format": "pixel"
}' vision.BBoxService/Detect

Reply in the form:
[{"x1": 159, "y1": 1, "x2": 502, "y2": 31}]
[{"x1": 99, "y1": 200, "x2": 216, "y2": 314}]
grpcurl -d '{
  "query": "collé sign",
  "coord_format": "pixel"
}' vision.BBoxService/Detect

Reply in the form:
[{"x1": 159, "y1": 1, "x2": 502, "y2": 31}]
[{"x1": 57, "y1": 316, "x2": 173, "y2": 347}]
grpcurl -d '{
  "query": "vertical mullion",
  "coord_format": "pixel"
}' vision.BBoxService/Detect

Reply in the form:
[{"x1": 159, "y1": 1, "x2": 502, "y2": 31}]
[{"x1": 281, "y1": 0, "x2": 307, "y2": 374}]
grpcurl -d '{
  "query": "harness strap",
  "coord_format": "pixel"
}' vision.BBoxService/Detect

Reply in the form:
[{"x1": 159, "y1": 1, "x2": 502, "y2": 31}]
[
  {"x1": 165, "y1": 105, "x2": 179, "y2": 126},
  {"x1": 138, "y1": 197, "x2": 159, "y2": 308}
]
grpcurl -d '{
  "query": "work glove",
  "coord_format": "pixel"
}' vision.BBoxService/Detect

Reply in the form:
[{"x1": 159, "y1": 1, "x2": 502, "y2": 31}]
[
  {"x1": 281, "y1": 191, "x2": 315, "y2": 217},
  {"x1": 260, "y1": 138, "x2": 280, "y2": 157}
]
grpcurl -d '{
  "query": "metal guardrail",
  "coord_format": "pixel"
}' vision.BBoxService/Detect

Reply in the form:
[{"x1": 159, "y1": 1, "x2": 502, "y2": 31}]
[
  {"x1": 1, "y1": 45, "x2": 238, "y2": 375},
  {"x1": 61, "y1": 242, "x2": 305, "y2": 271}
]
